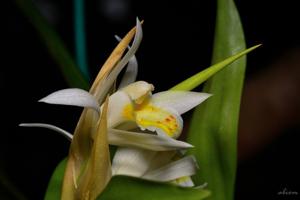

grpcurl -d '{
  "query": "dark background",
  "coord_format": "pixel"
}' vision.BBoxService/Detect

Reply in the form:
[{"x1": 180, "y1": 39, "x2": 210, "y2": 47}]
[{"x1": 2, "y1": 0, "x2": 300, "y2": 199}]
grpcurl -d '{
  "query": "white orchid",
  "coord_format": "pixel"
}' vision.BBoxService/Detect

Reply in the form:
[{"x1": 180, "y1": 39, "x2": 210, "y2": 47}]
[
  {"x1": 20, "y1": 19, "x2": 211, "y2": 199},
  {"x1": 22, "y1": 80, "x2": 210, "y2": 181}
]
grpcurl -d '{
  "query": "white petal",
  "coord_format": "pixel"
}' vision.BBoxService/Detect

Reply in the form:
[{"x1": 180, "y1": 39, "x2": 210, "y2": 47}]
[
  {"x1": 152, "y1": 91, "x2": 212, "y2": 115},
  {"x1": 108, "y1": 129, "x2": 193, "y2": 151},
  {"x1": 97, "y1": 18, "x2": 143, "y2": 103},
  {"x1": 19, "y1": 123, "x2": 73, "y2": 141},
  {"x1": 112, "y1": 148, "x2": 156, "y2": 177},
  {"x1": 106, "y1": 91, "x2": 133, "y2": 128},
  {"x1": 39, "y1": 88, "x2": 99, "y2": 112},
  {"x1": 142, "y1": 155, "x2": 198, "y2": 182},
  {"x1": 115, "y1": 35, "x2": 138, "y2": 89}
]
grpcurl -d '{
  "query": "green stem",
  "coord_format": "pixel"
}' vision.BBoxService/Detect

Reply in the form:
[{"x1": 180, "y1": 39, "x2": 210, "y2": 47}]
[{"x1": 74, "y1": 0, "x2": 90, "y2": 80}]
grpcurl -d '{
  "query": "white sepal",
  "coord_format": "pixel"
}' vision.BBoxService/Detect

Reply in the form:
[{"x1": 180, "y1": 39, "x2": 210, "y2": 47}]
[
  {"x1": 108, "y1": 129, "x2": 193, "y2": 151},
  {"x1": 142, "y1": 155, "x2": 198, "y2": 182},
  {"x1": 106, "y1": 91, "x2": 133, "y2": 128},
  {"x1": 152, "y1": 91, "x2": 212, "y2": 115},
  {"x1": 118, "y1": 56, "x2": 138, "y2": 89},
  {"x1": 39, "y1": 88, "x2": 100, "y2": 112},
  {"x1": 115, "y1": 35, "x2": 138, "y2": 89},
  {"x1": 112, "y1": 148, "x2": 156, "y2": 177},
  {"x1": 97, "y1": 18, "x2": 143, "y2": 103},
  {"x1": 19, "y1": 123, "x2": 73, "y2": 141}
]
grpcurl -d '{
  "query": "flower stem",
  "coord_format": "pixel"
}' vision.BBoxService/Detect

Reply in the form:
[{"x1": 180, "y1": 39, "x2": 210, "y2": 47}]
[{"x1": 74, "y1": 0, "x2": 90, "y2": 80}]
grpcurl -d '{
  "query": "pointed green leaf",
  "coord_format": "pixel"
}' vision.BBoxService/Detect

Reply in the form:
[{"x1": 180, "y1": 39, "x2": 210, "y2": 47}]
[
  {"x1": 186, "y1": 0, "x2": 252, "y2": 199},
  {"x1": 44, "y1": 159, "x2": 210, "y2": 200},
  {"x1": 15, "y1": 0, "x2": 89, "y2": 89},
  {"x1": 170, "y1": 45, "x2": 260, "y2": 91}
]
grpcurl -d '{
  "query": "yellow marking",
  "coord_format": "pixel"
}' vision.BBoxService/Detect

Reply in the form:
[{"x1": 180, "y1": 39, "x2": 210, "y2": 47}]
[
  {"x1": 122, "y1": 104, "x2": 135, "y2": 120},
  {"x1": 134, "y1": 98, "x2": 150, "y2": 110},
  {"x1": 135, "y1": 104, "x2": 181, "y2": 138}
]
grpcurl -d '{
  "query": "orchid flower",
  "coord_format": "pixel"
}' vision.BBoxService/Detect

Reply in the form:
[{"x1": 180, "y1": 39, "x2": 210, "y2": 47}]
[
  {"x1": 21, "y1": 80, "x2": 210, "y2": 182},
  {"x1": 20, "y1": 18, "x2": 212, "y2": 199}
]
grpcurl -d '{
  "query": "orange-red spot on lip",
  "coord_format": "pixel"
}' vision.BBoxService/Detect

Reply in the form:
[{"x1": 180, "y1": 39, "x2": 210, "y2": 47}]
[
  {"x1": 165, "y1": 118, "x2": 171, "y2": 122},
  {"x1": 169, "y1": 115, "x2": 175, "y2": 120}
]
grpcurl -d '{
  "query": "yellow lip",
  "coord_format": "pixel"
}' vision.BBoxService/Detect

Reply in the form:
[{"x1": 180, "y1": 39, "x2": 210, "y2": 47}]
[{"x1": 135, "y1": 104, "x2": 181, "y2": 138}]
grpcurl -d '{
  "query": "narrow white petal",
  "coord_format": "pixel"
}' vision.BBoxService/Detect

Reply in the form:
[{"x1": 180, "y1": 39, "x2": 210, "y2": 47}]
[
  {"x1": 142, "y1": 155, "x2": 198, "y2": 182},
  {"x1": 108, "y1": 129, "x2": 193, "y2": 151},
  {"x1": 115, "y1": 35, "x2": 138, "y2": 89},
  {"x1": 112, "y1": 147, "x2": 156, "y2": 177},
  {"x1": 97, "y1": 18, "x2": 143, "y2": 103},
  {"x1": 39, "y1": 88, "x2": 99, "y2": 112},
  {"x1": 19, "y1": 123, "x2": 73, "y2": 141},
  {"x1": 118, "y1": 56, "x2": 138, "y2": 89},
  {"x1": 152, "y1": 91, "x2": 212, "y2": 115}
]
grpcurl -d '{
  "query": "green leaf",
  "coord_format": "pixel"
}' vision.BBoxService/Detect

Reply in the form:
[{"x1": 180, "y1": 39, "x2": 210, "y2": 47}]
[
  {"x1": 44, "y1": 159, "x2": 66, "y2": 200},
  {"x1": 186, "y1": 0, "x2": 249, "y2": 199},
  {"x1": 97, "y1": 176, "x2": 210, "y2": 200},
  {"x1": 170, "y1": 45, "x2": 260, "y2": 91},
  {"x1": 44, "y1": 160, "x2": 210, "y2": 200},
  {"x1": 15, "y1": 0, "x2": 89, "y2": 90}
]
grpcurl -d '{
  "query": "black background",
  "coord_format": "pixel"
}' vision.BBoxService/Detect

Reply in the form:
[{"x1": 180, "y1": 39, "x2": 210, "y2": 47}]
[{"x1": 2, "y1": 0, "x2": 299, "y2": 199}]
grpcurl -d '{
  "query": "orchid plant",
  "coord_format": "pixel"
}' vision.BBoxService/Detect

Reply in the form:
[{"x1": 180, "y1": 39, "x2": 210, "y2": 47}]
[
  {"x1": 16, "y1": 0, "x2": 261, "y2": 199},
  {"x1": 21, "y1": 19, "x2": 211, "y2": 198}
]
